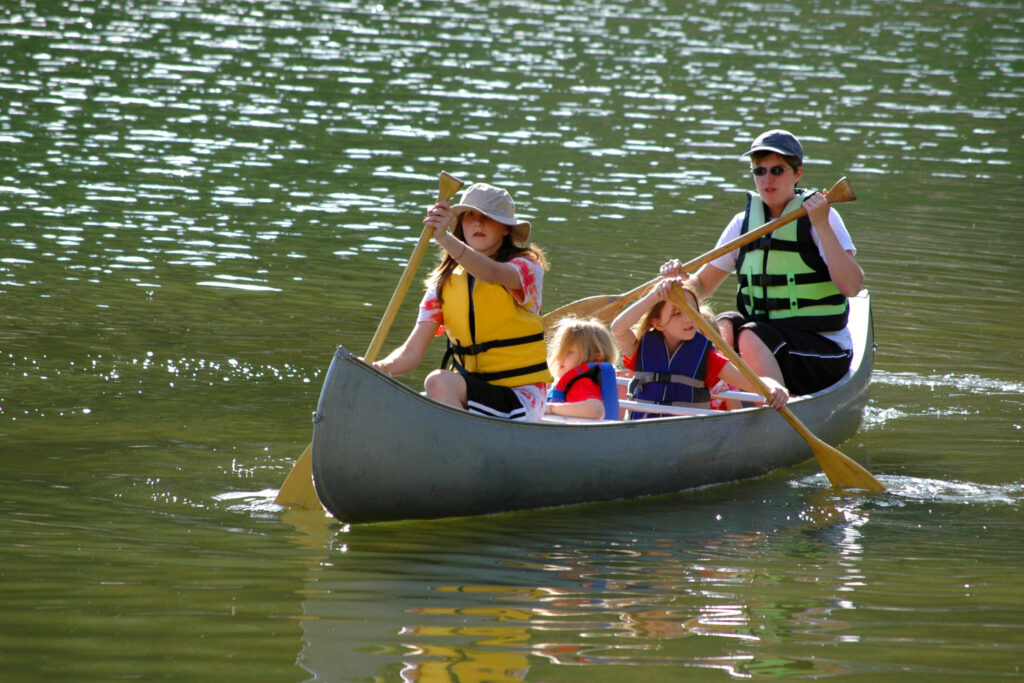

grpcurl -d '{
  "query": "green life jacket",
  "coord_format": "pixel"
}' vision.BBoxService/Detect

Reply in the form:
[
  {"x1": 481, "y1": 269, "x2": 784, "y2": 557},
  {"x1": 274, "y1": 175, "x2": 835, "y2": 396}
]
[{"x1": 735, "y1": 190, "x2": 849, "y2": 332}]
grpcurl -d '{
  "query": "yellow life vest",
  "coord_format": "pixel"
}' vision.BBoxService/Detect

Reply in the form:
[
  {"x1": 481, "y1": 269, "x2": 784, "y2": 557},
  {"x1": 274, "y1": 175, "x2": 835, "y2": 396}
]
[{"x1": 440, "y1": 266, "x2": 552, "y2": 387}]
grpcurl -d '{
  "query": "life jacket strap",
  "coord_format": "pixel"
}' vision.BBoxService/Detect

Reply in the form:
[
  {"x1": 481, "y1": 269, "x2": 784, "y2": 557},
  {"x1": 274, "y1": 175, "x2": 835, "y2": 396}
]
[
  {"x1": 741, "y1": 292, "x2": 848, "y2": 313},
  {"x1": 444, "y1": 348, "x2": 549, "y2": 384},
  {"x1": 738, "y1": 271, "x2": 832, "y2": 289},
  {"x1": 630, "y1": 370, "x2": 705, "y2": 390},
  {"x1": 448, "y1": 331, "x2": 546, "y2": 357}
]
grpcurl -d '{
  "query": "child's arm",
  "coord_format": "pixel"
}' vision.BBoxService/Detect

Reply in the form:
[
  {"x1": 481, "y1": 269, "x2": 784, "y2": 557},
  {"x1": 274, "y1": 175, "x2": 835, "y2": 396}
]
[
  {"x1": 371, "y1": 320, "x2": 439, "y2": 377},
  {"x1": 545, "y1": 397, "x2": 606, "y2": 419},
  {"x1": 611, "y1": 291, "x2": 653, "y2": 357},
  {"x1": 610, "y1": 279, "x2": 674, "y2": 357},
  {"x1": 437, "y1": 227, "x2": 524, "y2": 289},
  {"x1": 717, "y1": 363, "x2": 790, "y2": 411},
  {"x1": 424, "y1": 202, "x2": 524, "y2": 290}
]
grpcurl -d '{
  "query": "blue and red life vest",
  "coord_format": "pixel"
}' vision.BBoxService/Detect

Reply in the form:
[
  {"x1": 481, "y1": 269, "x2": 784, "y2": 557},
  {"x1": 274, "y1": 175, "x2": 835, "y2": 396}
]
[
  {"x1": 547, "y1": 362, "x2": 620, "y2": 421},
  {"x1": 628, "y1": 331, "x2": 711, "y2": 419}
]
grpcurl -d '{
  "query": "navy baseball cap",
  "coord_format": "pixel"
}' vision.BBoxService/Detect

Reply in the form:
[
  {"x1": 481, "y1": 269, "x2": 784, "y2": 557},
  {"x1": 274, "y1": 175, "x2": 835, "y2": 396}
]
[{"x1": 744, "y1": 129, "x2": 803, "y2": 162}]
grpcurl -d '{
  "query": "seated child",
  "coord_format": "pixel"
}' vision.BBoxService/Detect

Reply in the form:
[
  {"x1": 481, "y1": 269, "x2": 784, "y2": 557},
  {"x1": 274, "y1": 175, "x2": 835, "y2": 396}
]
[
  {"x1": 610, "y1": 278, "x2": 788, "y2": 419},
  {"x1": 545, "y1": 316, "x2": 621, "y2": 420}
]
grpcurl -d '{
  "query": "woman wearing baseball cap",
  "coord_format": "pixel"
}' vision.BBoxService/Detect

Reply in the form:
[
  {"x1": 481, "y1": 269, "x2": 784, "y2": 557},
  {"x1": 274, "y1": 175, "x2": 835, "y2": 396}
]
[
  {"x1": 373, "y1": 182, "x2": 552, "y2": 421},
  {"x1": 662, "y1": 129, "x2": 864, "y2": 395}
]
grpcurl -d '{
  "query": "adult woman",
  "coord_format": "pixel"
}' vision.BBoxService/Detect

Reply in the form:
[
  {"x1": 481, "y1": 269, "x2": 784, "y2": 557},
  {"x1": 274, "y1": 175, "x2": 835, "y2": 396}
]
[{"x1": 663, "y1": 130, "x2": 863, "y2": 395}]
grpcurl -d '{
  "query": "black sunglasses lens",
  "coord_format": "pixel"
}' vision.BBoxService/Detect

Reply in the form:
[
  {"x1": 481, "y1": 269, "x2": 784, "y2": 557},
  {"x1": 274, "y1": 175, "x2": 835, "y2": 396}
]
[{"x1": 752, "y1": 165, "x2": 787, "y2": 177}]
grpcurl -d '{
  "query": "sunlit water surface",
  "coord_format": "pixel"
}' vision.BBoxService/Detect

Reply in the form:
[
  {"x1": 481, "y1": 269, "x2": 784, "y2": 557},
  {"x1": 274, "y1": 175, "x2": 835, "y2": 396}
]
[{"x1": 1, "y1": 0, "x2": 1022, "y2": 680}]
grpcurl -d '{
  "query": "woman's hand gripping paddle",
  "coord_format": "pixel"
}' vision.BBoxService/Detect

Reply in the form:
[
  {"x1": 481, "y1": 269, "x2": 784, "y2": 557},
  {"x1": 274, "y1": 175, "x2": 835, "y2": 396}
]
[
  {"x1": 665, "y1": 282, "x2": 884, "y2": 492},
  {"x1": 274, "y1": 172, "x2": 466, "y2": 510}
]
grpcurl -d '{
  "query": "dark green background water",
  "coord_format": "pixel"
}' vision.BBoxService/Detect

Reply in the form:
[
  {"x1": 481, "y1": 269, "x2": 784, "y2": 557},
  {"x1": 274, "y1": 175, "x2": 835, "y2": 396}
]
[{"x1": 2, "y1": 0, "x2": 1021, "y2": 680}]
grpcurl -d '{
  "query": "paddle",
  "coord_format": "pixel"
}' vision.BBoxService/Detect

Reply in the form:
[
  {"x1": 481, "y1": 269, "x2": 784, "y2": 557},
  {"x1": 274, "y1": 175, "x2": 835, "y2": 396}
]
[
  {"x1": 542, "y1": 177, "x2": 856, "y2": 329},
  {"x1": 274, "y1": 171, "x2": 467, "y2": 509},
  {"x1": 665, "y1": 282, "x2": 885, "y2": 492}
]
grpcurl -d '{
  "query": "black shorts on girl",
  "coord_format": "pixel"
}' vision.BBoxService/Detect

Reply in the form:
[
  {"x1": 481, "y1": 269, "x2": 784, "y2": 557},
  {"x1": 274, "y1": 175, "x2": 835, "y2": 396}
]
[
  {"x1": 717, "y1": 312, "x2": 852, "y2": 396},
  {"x1": 463, "y1": 374, "x2": 529, "y2": 420}
]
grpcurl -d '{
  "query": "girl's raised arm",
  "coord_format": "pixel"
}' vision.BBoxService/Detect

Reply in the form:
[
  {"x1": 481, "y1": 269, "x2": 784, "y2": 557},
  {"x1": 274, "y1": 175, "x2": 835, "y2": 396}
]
[
  {"x1": 611, "y1": 287, "x2": 659, "y2": 358},
  {"x1": 425, "y1": 201, "x2": 523, "y2": 290}
]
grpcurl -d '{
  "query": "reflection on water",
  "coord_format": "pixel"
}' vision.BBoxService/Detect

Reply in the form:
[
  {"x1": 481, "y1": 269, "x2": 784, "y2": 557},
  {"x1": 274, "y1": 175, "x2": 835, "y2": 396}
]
[
  {"x1": 2, "y1": 0, "x2": 1023, "y2": 680},
  {"x1": 294, "y1": 478, "x2": 1023, "y2": 680}
]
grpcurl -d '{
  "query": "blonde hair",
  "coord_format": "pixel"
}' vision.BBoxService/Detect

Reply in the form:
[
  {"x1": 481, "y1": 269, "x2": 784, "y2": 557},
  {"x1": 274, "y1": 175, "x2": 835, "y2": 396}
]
[
  {"x1": 546, "y1": 316, "x2": 619, "y2": 370},
  {"x1": 634, "y1": 281, "x2": 716, "y2": 337}
]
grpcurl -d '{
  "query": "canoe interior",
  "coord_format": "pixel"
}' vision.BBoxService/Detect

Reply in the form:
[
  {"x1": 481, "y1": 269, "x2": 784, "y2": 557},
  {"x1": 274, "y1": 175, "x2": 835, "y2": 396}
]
[{"x1": 312, "y1": 292, "x2": 874, "y2": 523}]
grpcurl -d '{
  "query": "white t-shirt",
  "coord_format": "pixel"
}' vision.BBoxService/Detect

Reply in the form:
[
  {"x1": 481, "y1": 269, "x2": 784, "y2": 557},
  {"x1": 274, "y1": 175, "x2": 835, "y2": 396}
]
[{"x1": 710, "y1": 206, "x2": 856, "y2": 351}]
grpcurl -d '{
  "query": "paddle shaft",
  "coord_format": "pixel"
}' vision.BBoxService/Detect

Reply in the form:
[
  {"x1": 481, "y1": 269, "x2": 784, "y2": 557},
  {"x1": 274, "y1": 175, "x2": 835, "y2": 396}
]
[
  {"x1": 665, "y1": 283, "x2": 884, "y2": 492},
  {"x1": 364, "y1": 173, "x2": 465, "y2": 362},
  {"x1": 544, "y1": 177, "x2": 855, "y2": 327}
]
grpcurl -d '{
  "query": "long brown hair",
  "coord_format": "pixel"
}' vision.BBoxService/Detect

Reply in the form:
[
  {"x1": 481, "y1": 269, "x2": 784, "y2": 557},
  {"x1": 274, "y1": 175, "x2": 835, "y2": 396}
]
[{"x1": 426, "y1": 214, "x2": 548, "y2": 303}]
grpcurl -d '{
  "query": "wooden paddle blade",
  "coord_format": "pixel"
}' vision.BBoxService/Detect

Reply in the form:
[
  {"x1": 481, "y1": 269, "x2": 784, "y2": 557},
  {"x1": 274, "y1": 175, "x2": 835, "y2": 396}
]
[
  {"x1": 439, "y1": 171, "x2": 465, "y2": 202},
  {"x1": 808, "y1": 434, "x2": 885, "y2": 492},
  {"x1": 274, "y1": 443, "x2": 323, "y2": 509},
  {"x1": 543, "y1": 293, "x2": 625, "y2": 329},
  {"x1": 824, "y1": 176, "x2": 856, "y2": 204},
  {"x1": 544, "y1": 277, "x2": 660, "y2": 330}
]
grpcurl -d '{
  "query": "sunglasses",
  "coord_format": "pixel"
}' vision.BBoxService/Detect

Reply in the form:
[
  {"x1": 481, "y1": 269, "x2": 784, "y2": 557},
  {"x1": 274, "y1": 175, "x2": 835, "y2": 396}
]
[{"x1": 751, "y1": 165, "x2": 789, "y2": 177}]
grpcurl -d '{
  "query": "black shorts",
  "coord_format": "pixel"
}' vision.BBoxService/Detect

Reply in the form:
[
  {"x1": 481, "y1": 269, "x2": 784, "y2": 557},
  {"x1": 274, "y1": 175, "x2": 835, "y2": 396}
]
[
  {"x1": 463, "y1": 374, "x2": 529, "y2": 420},
  {"x1": 717, "y1": 312, "x2": 852, "y2": 396}
]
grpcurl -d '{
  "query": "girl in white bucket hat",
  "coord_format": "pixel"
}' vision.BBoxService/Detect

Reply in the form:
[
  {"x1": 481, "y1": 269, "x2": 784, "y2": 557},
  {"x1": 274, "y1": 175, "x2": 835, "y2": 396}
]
[{"x1": 374, "y1": 182, "x2": 551, "y2": 422}]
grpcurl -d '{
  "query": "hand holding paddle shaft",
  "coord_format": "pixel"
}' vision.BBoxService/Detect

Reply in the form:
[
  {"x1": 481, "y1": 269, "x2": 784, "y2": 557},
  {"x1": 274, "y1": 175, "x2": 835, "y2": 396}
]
[
  {"x1": 275, "y1": 172, "x2": 466, "y2": 509},
  {"x1": 665, "y1": 283, "x2": 884, "y2": 492},
  {"x1": 543, "y1": 177, "x2": 856, "y2": 328}
]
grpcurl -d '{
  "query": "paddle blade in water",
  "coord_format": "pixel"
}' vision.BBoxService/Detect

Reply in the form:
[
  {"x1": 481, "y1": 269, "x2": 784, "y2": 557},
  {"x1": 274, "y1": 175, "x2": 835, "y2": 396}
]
[
  {"x1": 809, "y1": 435, "x2": 885, "y2": 492},
  {"x1": 274, "y1": 444, "x2": 323, "y2": 509}
]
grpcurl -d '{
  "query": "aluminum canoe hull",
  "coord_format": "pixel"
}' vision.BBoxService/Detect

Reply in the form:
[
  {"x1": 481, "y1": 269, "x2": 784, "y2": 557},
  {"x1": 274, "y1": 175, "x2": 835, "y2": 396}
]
[{"x1": 312, "y1": 292, "x2": 874, "y2": 523}]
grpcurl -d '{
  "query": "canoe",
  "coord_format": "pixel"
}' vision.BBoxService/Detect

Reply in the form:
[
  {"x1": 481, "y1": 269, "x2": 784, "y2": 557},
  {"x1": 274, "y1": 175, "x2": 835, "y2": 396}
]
[{"x1": 311, "y1": 291, "x2": 875, "y2": 523}]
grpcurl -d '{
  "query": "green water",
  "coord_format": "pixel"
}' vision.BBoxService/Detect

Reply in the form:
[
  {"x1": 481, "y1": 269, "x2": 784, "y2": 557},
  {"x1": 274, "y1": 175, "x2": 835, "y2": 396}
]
[{"x1": 2, "y1": 0, "x2": 1022, "y2": 680}]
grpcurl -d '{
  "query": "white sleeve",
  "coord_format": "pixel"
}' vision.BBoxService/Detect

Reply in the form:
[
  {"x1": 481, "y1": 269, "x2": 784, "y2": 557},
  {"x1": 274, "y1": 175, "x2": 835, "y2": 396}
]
[{"x1": 812, "y1": 208, "x2": 856, "y2": 263}]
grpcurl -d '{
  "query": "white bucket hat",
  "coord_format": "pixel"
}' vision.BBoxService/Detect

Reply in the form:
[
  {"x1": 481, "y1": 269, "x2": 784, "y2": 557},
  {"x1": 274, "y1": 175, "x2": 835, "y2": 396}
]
[{"x1": 447, "y1": 182, "x2": 531, "y2": 244}]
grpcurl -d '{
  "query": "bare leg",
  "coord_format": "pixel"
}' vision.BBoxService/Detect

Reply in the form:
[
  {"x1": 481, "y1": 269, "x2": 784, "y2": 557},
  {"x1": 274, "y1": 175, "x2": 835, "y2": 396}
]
[
  {"x1": 737, "y1": 329, "x2": 785, "y2": 386},
  {"x1": 424, "y1": 369, "x2": 468, "y2": 409}
]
